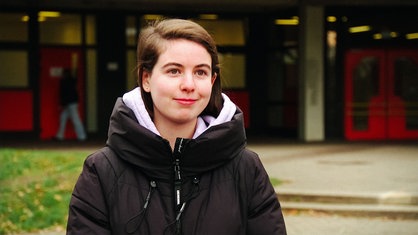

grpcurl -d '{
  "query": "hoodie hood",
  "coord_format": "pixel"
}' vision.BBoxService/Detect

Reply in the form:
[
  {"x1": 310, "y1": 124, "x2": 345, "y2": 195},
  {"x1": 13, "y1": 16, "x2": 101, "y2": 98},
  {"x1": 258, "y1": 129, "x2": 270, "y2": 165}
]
[
  {"x1": 106, "y1": 89, "x2": 246, "y2": 180},
  {"x1": 121, "y1": 87, "x2": 236, "y2": 138}
]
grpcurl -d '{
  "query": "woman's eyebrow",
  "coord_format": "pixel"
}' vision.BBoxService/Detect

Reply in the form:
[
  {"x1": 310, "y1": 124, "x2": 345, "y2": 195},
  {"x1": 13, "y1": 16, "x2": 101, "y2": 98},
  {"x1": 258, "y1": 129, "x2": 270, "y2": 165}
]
[
  {"x1": 195, "y1": 64, "x2": 211, "y2": 70},
  {"x1": 162, "y1": 62, "x2": 183, "y2": 68},
  {"x1": 162, "y1": 63, "x2": 211, "y2": 70}
]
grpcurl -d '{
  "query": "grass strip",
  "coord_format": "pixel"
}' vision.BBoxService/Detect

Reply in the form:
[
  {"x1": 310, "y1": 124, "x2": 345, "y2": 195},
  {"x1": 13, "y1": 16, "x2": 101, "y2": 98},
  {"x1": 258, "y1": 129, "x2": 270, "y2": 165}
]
[{"x1": 0, "y1": 148, "x2": 90, "y2": 234}]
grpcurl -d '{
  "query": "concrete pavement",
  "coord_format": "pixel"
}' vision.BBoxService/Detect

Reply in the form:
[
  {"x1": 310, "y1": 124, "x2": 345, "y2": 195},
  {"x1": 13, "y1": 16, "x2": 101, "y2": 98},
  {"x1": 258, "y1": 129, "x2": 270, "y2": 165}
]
[
  {"x1": 284, "y1": 214, "x2": 418, "y2": 235},
  {"x1": 248, "y1": 140, "x2": 418, "y2": 234}
]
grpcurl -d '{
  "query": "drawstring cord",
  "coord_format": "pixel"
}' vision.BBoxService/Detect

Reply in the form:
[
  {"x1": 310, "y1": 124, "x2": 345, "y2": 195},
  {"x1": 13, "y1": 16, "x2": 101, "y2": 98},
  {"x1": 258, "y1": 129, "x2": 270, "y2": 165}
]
[
  {"x1": 164, "y1": 177, "x2": 201, "y2": 235},
  {"x1": 126, "y1": 180, "x2": 157, "y2": 234},
  {"x1": 143, "y1": 180, "x2": 157, "y2": 209},
  {"x1": 175, "y1": 202, "x2": 187, "y2": 235}
]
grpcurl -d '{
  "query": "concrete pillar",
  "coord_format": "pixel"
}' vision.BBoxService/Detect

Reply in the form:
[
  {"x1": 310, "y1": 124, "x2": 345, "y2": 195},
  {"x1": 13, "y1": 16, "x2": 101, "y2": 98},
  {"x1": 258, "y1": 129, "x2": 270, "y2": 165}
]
[{"x1": 298, "y1": 4, "x2": 325, "y2": 141}]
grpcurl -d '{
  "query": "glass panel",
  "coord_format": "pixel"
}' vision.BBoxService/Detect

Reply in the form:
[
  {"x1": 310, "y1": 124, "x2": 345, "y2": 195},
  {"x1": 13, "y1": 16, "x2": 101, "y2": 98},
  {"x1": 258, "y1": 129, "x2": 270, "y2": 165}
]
[
  {"x1": 267, "y1": 51, "x2": 284, "y2": 102},
  {"x1": 219, "y1": 53, "x2": 245, "y2": 88},
  {"x1": 126, "y1": 16, "x2": 138, "y2": 46},
  {"x1": 40, "y1": 13, "x2": 82, "y2": 44},
  {"x1": 273, "y1": 20, "x2": 298, "y2": 48},
  {"x1": 85, "y1": 15, "x2": 96, "y2": 45},
  {"x1": 352, "y1": 56, "x2": 379, "y2": 130},
  {"x1": 267, "y1": 48, "x2": 298, "y2": 129},
  {"x1": 86, "y1": 49, "x2": 97, "y2": 132},
  {"x1": 341, "y1": 7, "x2": 418, "y2": 47},
  {"x1": 126, "y1": 50, "x2": 137, "y2": 90},
  {"x1": 394, "y1": 57, "x2": 418, "y2": 130},
  {"x1": 267, "y1": 15, "x2": 299, "y2": 132},
  {"x1": 267, "y1": 48, "x2": 298, "y2": 101},
  {"x1": 0, "y1": 13, "x2": 28, "y2": 42},
  {"x1": 0, "y1": 50, "x2": 28, "y2": 87},
  {"x1": 195, "y1": 19, "x2": 245, "y2": 46},
  {"x1": 268, "y1": 106, "x2": 283, "y2": 128}
]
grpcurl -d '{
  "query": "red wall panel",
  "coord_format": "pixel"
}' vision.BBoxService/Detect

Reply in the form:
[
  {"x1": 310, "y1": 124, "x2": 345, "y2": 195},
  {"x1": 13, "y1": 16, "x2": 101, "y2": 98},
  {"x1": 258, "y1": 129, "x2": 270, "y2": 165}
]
[{"x1": 0, "y1": 91, "x2": 33, "y2": 131}]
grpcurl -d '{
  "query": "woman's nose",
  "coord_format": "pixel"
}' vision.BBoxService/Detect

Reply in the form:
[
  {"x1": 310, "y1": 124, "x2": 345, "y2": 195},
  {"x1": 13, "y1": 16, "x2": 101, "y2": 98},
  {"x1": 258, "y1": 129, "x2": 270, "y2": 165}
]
[{"x1": 180, "y1": 73, "x2": 195, "y2": 92}]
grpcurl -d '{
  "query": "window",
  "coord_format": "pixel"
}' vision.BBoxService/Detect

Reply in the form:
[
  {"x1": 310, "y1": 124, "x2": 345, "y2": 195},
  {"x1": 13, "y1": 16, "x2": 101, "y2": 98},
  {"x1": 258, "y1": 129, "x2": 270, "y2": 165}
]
[
  {"x1": 85, "y1": 15, "x2": 96, "y2": 45},
  {"x1": 126, "y1": 50, "x2": 137, "y2": 90},
  {"x1": 219, "y1": 53, "x2": 245, "y2": 88},
  {"x1": 40, "y1": 13, "x2": 82, "y2": 44},
  {"x1": 195, "y1": 19, "x2": 246, "y2": 46},
  {"x1": 0, "y1": 13, "x2": 28, "y2": 42},
  {"x1": 0, "y1": 50, "x2": 28, "y2": 87},
  {"x1": 126, "y1": 16, "x2": 138, "y2": 46}
]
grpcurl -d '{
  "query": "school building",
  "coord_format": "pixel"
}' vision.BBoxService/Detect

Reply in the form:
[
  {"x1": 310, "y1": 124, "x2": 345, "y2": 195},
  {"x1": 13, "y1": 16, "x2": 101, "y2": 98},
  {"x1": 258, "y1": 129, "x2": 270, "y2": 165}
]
[{"x1": 0, "y1": 0, "x2": 417, "y2": 141}]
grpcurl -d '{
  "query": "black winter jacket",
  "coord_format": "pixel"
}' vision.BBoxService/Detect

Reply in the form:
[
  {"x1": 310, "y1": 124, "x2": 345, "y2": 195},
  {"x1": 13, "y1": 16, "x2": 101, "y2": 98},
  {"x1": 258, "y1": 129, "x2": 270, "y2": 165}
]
[
  {"x1": 67, "y1": 98, "x2": 286, "y2": 235},
  {"x1": 59, "y1": 76, "x2": 79, "y2": 106}
]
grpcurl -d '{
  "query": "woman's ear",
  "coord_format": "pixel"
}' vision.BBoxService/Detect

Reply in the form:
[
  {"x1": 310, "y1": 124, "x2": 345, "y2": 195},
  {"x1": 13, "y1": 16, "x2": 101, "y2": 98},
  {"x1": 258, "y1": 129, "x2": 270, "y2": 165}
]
[
  {"x1": 142, "y1": 71, "x2": 151, "y2": 92},
  {"x1": 211, "y1": 72, "x2": 217, "y2": 85}
]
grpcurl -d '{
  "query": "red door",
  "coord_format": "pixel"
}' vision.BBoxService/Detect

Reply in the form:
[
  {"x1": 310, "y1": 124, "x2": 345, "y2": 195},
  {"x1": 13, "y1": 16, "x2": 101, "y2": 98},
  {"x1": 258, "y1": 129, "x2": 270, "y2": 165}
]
[
  {"x1": 344, "y1": 49, "x2": 418, "y2": 140},
  {"x1": 40, "y1": 48, "x2": 85, "y2": 140}
]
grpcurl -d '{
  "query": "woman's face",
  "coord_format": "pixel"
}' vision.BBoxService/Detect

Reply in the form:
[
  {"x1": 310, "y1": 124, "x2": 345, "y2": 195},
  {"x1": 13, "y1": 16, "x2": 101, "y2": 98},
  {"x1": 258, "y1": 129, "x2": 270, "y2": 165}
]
[{"x1": 142, "y1": 39, "x2": 216, "y2": 127}]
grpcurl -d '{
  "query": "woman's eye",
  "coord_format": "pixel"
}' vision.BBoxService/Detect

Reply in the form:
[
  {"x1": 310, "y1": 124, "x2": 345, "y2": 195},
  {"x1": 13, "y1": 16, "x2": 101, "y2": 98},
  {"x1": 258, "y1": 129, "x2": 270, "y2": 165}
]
[
  {"x1": 196, "y1": 70, "x2": 208, "y2": 76},
  {"x1": 168, "y1": 69, "x2": 180, "y2": 75}
]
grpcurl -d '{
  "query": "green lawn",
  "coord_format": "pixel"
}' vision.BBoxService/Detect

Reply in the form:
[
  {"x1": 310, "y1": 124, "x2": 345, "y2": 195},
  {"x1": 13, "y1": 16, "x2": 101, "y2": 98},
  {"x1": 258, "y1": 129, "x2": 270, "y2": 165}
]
[{"x1": 0, "y1": 148, "x2": 90, "y2": 234}]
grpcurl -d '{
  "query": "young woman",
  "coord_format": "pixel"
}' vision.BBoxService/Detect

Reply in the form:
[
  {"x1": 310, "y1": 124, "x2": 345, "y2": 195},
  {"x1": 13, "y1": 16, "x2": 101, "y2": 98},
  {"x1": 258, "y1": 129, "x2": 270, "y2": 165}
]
[{"x1": 67, "y1": 19, "x2": 287, "y2": 235}]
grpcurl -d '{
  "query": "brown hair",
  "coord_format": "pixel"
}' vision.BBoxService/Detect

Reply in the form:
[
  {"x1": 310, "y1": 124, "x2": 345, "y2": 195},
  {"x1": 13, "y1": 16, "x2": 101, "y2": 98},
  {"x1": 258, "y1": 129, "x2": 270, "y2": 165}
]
[{"x1": 136, "y1": 18, "x2": 223, "y2": 119}]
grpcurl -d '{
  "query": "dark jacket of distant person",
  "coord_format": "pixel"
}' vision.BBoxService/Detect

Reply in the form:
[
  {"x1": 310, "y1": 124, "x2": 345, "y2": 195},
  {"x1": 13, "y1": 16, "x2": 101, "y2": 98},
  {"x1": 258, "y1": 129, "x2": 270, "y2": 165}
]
[{"x1": 59, "y1": 69, "x2": 79, "y2": 106}]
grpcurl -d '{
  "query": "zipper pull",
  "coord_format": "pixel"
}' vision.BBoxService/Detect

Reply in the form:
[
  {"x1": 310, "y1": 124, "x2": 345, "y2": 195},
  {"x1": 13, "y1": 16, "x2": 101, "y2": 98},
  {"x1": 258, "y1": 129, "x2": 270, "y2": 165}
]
[
  {"x1": 173, "y1": 138, "x2": 184, "y2": 208},
  {"x1": 143, "y1": 180, "x2": 157, "y2": 209},
  {"x1": 174, "y1": 158, "x2": 181, "y2": 207}
]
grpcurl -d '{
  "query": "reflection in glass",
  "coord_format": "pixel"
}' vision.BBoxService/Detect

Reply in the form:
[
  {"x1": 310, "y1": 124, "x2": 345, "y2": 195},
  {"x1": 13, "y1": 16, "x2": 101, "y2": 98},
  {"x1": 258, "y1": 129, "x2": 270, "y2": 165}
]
[
  {"x1": 352, "y1": 57, "x2": 379, "y2": 130},
  {"x1": 85, "y1": 15, "x2": 96, "y2": 45},
  {"x1": 394, "y1": 57, "x2": 418, "y2": 130},
  {"x1": 40, "y1": 13, "x2": 82, "y2": 44},
  {"x1": 126, "y1": 16, "x2": 137, "y2": 46},
  {"x1": 86, "y1": 49, "x2": 97, "y2": 132},
  {"x1": 195, "y1": 19, "x2": 245, "y2": 46},
  {"x1": 126, "y1": 50, "x2": 137, "y2": 90},
  {"x1": 219, "y1": 53, "x2": 245, "y2": 89},
  {"x1": 0, "y1": 13, "x2": 28, "y2": 42},
  {"x1": 0, "y1": 51, "x2": 28, "y2": 87}
]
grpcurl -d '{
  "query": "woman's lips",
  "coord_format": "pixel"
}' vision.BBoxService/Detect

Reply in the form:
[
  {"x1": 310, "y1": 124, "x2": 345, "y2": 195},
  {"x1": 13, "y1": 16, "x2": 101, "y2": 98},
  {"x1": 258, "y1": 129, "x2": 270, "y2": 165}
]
[{"x1": 174, "y1": 98, "x2": 197, "y2": 105}]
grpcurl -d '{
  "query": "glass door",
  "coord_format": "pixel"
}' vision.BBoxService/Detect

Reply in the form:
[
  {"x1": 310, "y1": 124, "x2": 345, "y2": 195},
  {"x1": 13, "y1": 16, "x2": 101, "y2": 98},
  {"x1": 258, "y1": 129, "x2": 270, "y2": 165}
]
[
  {"x1": 344, "y1": 49, "x2": 386, "y2": 140},
  {"x1": 387, "y1": 50, "x2": 418, "y2": 139}
]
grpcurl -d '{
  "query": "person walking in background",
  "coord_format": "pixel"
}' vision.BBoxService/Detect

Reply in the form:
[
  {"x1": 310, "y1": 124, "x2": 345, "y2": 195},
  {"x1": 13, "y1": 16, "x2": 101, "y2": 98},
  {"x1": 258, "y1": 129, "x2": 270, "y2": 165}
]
[
  {"x1": 55, "y1": 68, "x2": 86, "y2": 141},
  {"x1": 67, "y1": 19, "x2": 286, "y2": 234}
]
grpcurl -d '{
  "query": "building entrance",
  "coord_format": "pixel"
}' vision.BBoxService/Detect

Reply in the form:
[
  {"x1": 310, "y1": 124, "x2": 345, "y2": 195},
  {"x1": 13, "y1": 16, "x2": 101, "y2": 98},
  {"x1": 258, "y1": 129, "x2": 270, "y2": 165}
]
[{"x1": 344, "y1": 49, "x2": 418, "y2": 140}]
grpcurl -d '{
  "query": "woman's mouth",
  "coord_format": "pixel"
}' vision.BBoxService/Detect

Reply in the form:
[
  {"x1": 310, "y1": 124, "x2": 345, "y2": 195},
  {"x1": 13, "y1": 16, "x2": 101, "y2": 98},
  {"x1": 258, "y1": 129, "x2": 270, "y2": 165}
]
[{"x1": 174, "y1": 98, "x2": 197, "y2": 105}]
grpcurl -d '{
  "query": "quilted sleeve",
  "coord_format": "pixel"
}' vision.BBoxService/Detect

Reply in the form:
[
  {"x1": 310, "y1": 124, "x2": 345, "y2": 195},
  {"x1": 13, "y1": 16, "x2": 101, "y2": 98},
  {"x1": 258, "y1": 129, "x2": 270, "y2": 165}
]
[
  {"x1": 244, "y1": 150, "x2": 287, "y2": 235},
  {"x1": 66, "y1": 150, "x2": 113, "y2": 235}
]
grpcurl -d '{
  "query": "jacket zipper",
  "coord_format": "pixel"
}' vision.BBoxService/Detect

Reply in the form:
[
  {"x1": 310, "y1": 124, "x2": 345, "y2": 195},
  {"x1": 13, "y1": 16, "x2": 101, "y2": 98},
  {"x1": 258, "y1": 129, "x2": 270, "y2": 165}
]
[
  {"x1": 173, "y1": 138, "x2": 184, "y2": 209},
  {"x1": 173, "y1": 138, "x2": 185, "y2": 235}
]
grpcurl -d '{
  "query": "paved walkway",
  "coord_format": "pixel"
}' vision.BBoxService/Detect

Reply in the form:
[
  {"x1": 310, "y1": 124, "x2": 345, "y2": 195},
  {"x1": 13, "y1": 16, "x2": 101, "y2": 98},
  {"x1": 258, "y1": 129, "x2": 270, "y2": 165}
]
[
  {"x1": 248, "y1": 140, "x2": 418, "y2": 235},
  {"x1": 248, "y1": 141, "x2": 418, "y2": 198},
  {"x1": 284, "y1": 214, "x2": 418, "y2": 235}
]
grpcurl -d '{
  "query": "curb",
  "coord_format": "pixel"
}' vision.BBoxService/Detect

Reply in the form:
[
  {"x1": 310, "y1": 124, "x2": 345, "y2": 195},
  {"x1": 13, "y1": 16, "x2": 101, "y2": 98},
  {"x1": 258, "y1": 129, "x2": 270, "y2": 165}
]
[
  {"x1": 277, "y1": 191, "x2": 418, "y2": 206},
  {"x1": 276, "y1": 190, "x2": 418, "y2": 220}
]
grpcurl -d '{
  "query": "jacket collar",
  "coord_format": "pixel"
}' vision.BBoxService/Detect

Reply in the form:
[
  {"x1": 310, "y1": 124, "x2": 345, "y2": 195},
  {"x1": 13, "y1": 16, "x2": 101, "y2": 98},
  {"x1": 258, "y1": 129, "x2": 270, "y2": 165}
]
[{"x1": 106, "y1": 98, "x2": 246, "y2": 180}]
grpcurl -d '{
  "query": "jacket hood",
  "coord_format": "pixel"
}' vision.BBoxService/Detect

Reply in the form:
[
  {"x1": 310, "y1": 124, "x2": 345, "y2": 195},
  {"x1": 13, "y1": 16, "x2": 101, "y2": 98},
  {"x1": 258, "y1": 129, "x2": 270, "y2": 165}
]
[{"x1": 106, "y1": 96, "x2": 247, "y2": 181}]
